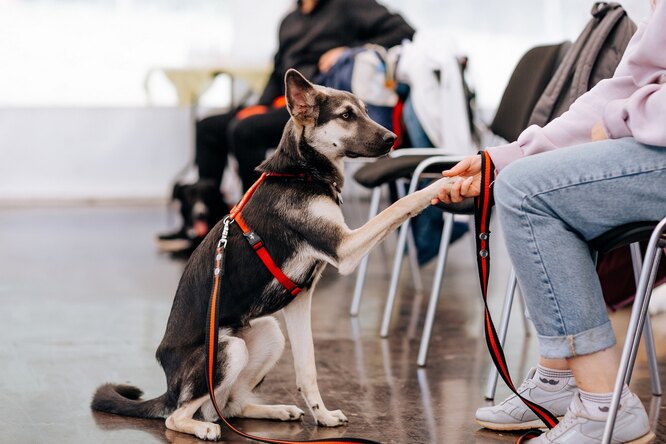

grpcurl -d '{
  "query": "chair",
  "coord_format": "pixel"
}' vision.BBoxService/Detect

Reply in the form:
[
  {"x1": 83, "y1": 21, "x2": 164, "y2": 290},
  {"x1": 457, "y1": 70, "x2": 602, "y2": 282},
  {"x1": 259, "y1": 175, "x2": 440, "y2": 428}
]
[
  {"x1": 481, "y1": 219, "x2": 665, "y2": 441},
  {"x1": 597, "y1": 219, "x2": 666, "y2": 443},
  {"x1": 350, "y1": 43, "x2": 569, "y2": 320},
  {"x1": 371, "y1": 43, "x2": 570, "y2": 354},
  {"x1": 350, "y1": 151, "x2": 467, "y2": 318}
]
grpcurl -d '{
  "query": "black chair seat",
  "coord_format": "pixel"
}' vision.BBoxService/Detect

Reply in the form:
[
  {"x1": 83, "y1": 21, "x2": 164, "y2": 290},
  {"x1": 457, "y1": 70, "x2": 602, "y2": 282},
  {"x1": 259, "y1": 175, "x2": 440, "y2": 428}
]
[
  {"x1": 353, "y1": 155, "x2": 459, "y2": 189},
  {"x1": 590, "y1": 221, "x2": 666, "y2": 254}
]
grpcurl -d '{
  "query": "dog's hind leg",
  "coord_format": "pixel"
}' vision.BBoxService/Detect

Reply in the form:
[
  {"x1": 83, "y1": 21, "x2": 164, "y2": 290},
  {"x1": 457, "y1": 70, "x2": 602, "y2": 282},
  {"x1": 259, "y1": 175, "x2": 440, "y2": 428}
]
[
  {"x1": 166, "y1": 395, "x2": 221, "y2": 441},
  {"x1": 167, "y1": 334, "x2": 249, "y2": 441},
  {"x1": 282, "y1": 289, "x2": 348, "y2": 427},
  {"x1": 226, "y1": 316, "x2": 305, "y2": 421}
]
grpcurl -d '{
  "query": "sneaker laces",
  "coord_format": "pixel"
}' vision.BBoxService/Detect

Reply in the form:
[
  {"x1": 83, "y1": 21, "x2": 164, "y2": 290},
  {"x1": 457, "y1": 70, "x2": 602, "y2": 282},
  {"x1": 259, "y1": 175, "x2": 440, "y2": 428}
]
[
  {"x1": 544, "y1": 407, "x2": 578, "y2": 440},
  {"x1": 499, "y1": 378, "x2": 537, "y2": 406}
]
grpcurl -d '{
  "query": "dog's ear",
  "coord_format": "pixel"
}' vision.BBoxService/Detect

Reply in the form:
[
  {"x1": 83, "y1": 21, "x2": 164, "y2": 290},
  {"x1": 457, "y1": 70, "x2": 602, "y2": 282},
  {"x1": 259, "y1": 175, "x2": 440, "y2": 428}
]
[{"x1": 285, "y1": 69, "x2": 319, "y2": 125}]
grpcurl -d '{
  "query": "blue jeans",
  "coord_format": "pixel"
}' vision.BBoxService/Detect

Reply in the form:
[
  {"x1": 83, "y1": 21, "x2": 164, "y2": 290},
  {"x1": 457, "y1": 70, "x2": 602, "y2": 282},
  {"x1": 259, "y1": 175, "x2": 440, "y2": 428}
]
[{"x1": 494, "y1": 137, "x2": 666, "y2": 359}]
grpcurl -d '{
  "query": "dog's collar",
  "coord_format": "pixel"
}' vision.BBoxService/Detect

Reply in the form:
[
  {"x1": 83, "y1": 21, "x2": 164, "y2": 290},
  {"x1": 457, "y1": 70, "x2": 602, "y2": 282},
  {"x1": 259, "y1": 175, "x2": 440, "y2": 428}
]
[{"x1": 264, "y1": 171, "x2": 311, "y2": 180}]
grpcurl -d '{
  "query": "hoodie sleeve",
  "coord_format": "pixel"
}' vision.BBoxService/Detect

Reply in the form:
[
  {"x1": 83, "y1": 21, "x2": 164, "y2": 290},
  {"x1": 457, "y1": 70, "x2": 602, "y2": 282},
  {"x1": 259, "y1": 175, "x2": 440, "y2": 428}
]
[
  {"x1": 487, "y1": 2, "x2": 666, "y2": 172},
  {"x1": 601, "y1": 0, "x2": 666, "y2": 147}
]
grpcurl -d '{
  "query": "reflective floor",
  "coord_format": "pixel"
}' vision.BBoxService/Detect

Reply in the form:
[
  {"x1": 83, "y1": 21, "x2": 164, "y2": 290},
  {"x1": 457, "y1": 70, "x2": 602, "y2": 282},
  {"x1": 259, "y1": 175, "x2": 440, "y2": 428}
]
[{"x1": 1, "y1": 202, "x2": 665, "y2": 444}]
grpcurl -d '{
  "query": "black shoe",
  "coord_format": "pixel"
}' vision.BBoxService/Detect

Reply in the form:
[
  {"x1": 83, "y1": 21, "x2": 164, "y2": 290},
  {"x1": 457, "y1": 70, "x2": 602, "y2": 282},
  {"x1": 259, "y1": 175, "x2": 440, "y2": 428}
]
[{"x1": 156, "y1": 227, "x2": 193, "y2": 253}]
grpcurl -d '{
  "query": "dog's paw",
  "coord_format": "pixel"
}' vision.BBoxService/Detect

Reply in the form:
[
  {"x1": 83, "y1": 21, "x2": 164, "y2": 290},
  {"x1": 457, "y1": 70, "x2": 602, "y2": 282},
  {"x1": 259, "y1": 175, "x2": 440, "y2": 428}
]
[
  {"x1": 420, "y1": 177, "x2": 454, "y2": 202},
  {"x1": 194, "y1": 422, "x2": 221, "y2": 441},
  {"x1": 273, "y1": 404, "x2": 306, "y2": 421},
  {"x1": 314, "y1": 409, "x2": 348, "y2": 427}
]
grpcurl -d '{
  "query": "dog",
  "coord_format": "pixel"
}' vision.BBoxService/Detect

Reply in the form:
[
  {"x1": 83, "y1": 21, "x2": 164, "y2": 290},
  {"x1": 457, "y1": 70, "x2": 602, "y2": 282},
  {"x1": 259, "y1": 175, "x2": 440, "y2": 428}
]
[{"x1": 92, "y1": 69, "x2": 452, "y2": 441}]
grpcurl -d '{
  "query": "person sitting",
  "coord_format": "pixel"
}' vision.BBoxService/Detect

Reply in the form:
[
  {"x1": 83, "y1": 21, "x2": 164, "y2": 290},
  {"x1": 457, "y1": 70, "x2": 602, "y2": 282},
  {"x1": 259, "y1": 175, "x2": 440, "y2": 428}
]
[
  {"x1": 157, "y1": 0, "x2": 415, "y2": 253},
  {"x1": 435, "y1": 0, "x2": 665, "y2": 441}
]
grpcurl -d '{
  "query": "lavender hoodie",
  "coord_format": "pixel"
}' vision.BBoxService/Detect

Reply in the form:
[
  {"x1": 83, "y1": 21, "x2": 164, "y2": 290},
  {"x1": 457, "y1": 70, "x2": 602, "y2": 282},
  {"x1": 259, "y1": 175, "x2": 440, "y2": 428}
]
[{"x1": 487, "y1": 0, "x2": 666, "y2": 172}]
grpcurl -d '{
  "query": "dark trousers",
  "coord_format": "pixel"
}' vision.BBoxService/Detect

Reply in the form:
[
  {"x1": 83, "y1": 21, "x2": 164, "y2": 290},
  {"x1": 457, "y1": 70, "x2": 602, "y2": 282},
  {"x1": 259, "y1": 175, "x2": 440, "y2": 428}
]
[{"x1": 195, "y1": 107, "x2": 290, "y2": 191}]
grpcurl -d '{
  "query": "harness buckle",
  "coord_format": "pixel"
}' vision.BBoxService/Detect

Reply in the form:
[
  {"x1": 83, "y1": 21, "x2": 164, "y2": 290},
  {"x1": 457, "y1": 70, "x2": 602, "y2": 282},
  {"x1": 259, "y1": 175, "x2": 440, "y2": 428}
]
[{"x1": 244, "y1": 230, "x2": 263, "y2": 248}]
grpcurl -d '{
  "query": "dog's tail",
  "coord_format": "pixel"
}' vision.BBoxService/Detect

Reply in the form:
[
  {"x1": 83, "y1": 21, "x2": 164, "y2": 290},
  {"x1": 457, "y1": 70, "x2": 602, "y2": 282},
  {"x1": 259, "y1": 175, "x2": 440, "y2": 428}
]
[{"x1": 91, "y1": 383, "x2": 169, "y2": 419}]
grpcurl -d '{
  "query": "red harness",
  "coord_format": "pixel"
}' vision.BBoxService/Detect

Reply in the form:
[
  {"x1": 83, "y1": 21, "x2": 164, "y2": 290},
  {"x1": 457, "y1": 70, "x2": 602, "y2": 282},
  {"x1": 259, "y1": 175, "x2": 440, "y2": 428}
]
[
  {"x1": 230, "y1": 172, "x2": 305, "y2": 296},
  {"x1": 205, "y1": 172, "x2": 379, "y2": 444}
]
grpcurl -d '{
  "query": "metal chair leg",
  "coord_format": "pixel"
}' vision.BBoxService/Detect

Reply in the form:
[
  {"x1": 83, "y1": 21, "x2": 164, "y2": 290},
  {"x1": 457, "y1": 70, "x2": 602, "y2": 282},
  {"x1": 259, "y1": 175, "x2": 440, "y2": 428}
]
[
  {"x1": 417, "y1": 213, "x2": 454, "y2": 367},
  {"x1": 484, "y1": 268, "x2": 518, "y2": 400},
  {"x1": 602, "y1": 219, "x2": 666, "y2": 444},
  {"x1": 395, "y1": 179, "x2": 423, "y2": 293},
  {"x1": 379, "y1": 157, "x2": 466, "y2": 338},
  {"x1": 627, "y1": 243, "x2": 662, "y2": 395},
  {"x1": 406, "y1": 224, "x2": 424, "y2": 292},
  {"x1": 380, "y1": 216, "x2": 411, "y2": 338},
  {"x1": 350, "y1": 186, "x2": 383, "y2": 316},
  {"x1": 642, "y1": 317, "x2": 661, "y2": 396}
]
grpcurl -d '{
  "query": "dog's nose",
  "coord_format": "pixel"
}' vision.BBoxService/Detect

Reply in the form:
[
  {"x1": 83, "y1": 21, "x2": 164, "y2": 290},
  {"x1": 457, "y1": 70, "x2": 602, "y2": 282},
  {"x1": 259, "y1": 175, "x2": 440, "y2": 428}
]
[{"x1": 383, "y1": 132, "x2": 397, "y2": 147}]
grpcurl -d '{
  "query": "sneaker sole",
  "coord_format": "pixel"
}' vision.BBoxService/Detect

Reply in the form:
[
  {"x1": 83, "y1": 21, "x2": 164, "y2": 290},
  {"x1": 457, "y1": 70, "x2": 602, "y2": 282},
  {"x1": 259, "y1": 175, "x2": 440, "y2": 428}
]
[
  {"x1": 475, "y1": 417, "x2": 564, "y2": 431},
  {"x1": 476, "y1": 421, "x2": 655, "y2": 443},
  {"x1": 628, "y1": 431, "x2": 656, "y2": 444},
  {"x1": 156, "y1": 238, "x2": 192, "y2": 252}
]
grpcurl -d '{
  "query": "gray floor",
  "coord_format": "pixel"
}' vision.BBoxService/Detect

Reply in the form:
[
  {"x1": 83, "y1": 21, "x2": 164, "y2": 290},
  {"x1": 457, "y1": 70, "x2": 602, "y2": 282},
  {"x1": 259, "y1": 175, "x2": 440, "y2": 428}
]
[{"x1": 1, "y1": 202, "x2": 664, "y2": 444}]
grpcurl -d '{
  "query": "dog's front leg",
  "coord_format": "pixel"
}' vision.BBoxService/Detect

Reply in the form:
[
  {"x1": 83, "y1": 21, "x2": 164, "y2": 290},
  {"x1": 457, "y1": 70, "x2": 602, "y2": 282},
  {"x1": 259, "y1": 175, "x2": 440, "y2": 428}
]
[
  {"x1": 282, "y1": 290, "x2": 348, "y2": 427},
  {"x1": 336, "y1": 177, "x2": 453, "y2": 274}
]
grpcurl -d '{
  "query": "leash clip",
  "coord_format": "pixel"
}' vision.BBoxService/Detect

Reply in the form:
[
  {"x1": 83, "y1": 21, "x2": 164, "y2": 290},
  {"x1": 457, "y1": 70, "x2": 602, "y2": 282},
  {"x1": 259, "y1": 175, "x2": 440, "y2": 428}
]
[{"x1": 218, "y1": 216, "x2": 230, "y2": 249}]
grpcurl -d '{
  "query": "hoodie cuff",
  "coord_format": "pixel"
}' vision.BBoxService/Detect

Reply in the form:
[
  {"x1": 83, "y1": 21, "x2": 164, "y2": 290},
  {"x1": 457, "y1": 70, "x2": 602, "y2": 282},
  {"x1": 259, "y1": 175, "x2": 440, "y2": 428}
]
[
  {"x1": 602, "y1": 99, "x2": 632, "y2": 139},
  {"x1": 485, "y1": 141, "x2": 524, "y2": 173}
]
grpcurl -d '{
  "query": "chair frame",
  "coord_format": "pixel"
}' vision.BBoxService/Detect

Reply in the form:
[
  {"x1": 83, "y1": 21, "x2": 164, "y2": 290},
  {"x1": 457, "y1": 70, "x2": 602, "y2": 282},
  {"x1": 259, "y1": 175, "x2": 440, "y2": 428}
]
[
  {"x1": 349, "y1": 151, "x2": 467, "y2": 317},
  {"x1": 376, "y1": 155, "x2": 467, "y2": 339},
  {"x1": 603, "y1": 218, "x2": 666, "y2": 443},
  {"x1": 484, "y1": 232, "x2": 664, "y2": 403}
]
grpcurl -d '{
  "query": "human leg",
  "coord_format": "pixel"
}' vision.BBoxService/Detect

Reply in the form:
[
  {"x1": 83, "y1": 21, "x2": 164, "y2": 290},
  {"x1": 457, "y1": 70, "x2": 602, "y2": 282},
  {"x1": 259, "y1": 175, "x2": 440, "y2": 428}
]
[
  {"x1": 494, "y1": 138, "x2": 665, "y2": 362},
  {"x1": 196, "y1": 112, "x2": 235, "y2": 188},
  {"x1": 157, "y1": 112, "x2": 233, "y2": 252},
  {"x1": 491, "y1": 138, "x2": 665, "y2": 441},
  {"x1": 228, "y1": 107, "x2": 290, "y2": 190}
]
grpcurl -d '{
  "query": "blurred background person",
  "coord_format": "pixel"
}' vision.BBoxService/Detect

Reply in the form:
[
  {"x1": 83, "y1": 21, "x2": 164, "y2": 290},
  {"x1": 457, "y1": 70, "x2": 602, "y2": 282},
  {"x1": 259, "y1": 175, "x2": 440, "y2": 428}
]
[{"x1": 157, "y1": 0, "x2": 415, "y2": 254}]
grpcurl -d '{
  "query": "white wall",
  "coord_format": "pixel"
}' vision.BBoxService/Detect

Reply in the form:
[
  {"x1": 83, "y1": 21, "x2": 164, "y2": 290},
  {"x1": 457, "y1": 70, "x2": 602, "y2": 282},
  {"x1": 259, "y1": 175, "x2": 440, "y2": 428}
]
[
  {"x1": 0, "y1": 0, "x2": 654, "y2": 202},
  {"x1": 0, "y1": 107, "x2": 191, "y2": 202}
]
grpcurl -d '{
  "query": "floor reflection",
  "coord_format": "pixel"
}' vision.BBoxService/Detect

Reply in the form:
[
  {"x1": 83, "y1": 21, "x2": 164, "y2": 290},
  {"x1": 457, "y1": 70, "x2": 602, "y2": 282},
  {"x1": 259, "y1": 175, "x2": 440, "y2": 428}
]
[{"x1": 2, "y1": 205, "x2": 666, "y2": 443}]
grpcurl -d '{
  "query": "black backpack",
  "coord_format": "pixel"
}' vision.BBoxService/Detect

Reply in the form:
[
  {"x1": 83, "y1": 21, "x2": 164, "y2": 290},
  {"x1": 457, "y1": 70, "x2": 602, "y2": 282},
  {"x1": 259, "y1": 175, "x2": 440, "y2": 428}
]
[{"x1": 529, "y1": 2, "x2": 636, "y2": 126}]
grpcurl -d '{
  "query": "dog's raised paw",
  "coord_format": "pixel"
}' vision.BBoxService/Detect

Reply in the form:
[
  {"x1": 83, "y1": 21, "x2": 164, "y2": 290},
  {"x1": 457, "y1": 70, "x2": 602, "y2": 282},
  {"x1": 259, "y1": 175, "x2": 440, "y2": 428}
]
[
  {"x1": 315, "y1": 409, "x2": 348, "y2": 427},
  {"x1": 194, "y1": 422, "x2": 221, "y2": 441}
]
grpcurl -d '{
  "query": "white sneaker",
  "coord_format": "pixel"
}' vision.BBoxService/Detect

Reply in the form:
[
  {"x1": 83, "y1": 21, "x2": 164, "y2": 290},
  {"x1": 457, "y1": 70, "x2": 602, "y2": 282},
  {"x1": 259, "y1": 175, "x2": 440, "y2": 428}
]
[
  {"x1": 528, "y1": 392, "x2": 654, "y2": 443},
  {"x1": 476, "y1": 368, "x2": 575, "y2": 431}
]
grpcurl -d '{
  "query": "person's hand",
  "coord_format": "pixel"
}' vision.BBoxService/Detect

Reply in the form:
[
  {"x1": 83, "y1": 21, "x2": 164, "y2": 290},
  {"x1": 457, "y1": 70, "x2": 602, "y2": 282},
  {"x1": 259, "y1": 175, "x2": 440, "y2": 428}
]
[
  {"x1": 591, "y1": 120, "x2": 608, "y2": 141},
  {"x1": 318, "y1": 47, "x2": 347, "y2": 73},
  {"x1": 431, "y1": 154, "x2": 482, "y2": 204}
]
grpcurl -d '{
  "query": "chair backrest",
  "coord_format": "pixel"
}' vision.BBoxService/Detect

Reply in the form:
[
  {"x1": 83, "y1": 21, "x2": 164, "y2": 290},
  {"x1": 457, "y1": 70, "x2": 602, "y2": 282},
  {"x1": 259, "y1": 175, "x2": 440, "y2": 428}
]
[{"x1": 489, "y1": 42, "x2": 569, "y2": 143}]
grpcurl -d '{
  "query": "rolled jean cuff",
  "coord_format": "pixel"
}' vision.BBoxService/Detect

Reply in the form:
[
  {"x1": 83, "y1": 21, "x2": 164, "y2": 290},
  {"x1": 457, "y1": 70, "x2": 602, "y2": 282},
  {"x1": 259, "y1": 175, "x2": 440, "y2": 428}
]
[{"x1": 537, "y1": 321, "x2": 617, "y2": 359}]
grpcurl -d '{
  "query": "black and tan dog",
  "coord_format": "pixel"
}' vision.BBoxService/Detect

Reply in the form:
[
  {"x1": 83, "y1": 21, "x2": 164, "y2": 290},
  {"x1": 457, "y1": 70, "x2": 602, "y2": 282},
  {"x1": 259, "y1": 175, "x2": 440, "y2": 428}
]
[{"x1": 92, "y1": 69, "x2": 452, "y2": 441}]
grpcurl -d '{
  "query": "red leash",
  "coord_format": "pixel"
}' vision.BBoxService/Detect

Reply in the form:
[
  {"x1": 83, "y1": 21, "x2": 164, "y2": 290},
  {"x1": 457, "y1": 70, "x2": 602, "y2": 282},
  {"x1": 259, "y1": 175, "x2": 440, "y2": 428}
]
[
  {"x1": 205, "y1": 173, "x2": 380, "y2": 444},
  {"x1": 474, "y1": 151, "x2": 558, "y2": 442}
]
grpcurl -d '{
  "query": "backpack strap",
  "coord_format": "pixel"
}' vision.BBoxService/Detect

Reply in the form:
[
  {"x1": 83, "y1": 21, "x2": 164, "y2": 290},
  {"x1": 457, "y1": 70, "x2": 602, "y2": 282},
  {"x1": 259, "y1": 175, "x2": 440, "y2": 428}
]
[
  {"x1": 569, "y1": 3, "x2": 628, "y2": 106},
  {"x1": 528, "y1": 17, "x2": 596, "y2": 127}
]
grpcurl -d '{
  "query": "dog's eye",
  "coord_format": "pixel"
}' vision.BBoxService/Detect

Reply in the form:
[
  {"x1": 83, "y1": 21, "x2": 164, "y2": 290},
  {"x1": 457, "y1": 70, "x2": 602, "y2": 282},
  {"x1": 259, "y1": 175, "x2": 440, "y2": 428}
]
[{"x1": 340, "y1": 112, "x2": 350, "y2": 120}]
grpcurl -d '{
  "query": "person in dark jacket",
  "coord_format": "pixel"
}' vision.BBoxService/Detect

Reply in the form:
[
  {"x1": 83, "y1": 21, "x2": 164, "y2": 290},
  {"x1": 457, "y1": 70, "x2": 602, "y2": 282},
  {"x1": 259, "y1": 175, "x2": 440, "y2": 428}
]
[{"x1": 158, "y1": 0, "x2": 414, "y2": 252}]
